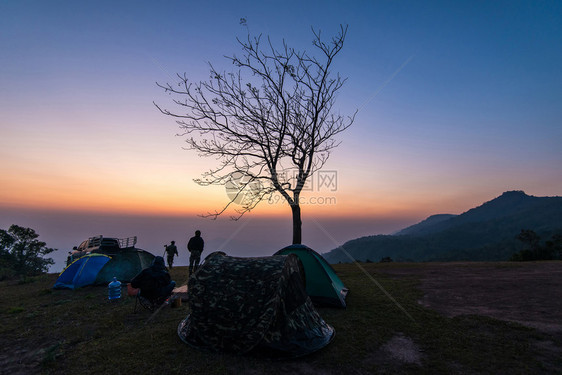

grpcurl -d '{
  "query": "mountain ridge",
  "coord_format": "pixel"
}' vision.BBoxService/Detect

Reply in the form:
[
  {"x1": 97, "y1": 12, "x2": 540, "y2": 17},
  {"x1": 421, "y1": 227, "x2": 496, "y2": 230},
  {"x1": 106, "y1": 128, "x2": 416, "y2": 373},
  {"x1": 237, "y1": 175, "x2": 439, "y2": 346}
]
[
  {"x1": 323, "y1": 191, "x2": 562, "y2": 263},
  {"x1": 394, "y1": 214, "x2": 457, "y2": 236}
]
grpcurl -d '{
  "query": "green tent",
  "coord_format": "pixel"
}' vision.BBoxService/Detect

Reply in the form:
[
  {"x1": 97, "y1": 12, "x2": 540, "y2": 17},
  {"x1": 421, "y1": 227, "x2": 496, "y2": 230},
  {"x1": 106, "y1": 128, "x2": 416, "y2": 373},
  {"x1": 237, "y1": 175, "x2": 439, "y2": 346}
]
[
  {"x1": 275, "y1": 244, "x2": 348, "y2": 308},
  {"x1": 94, "y1": 249, "x2": 155, "y2": 284}
]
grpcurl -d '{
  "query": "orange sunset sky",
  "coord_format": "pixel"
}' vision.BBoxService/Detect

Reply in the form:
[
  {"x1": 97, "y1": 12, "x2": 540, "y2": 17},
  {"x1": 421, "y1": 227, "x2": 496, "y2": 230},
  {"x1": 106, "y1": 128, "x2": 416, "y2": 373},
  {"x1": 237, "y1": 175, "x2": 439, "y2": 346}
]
[{"x1": 1, "y1": 1, "x2": 561, "y2": 270}]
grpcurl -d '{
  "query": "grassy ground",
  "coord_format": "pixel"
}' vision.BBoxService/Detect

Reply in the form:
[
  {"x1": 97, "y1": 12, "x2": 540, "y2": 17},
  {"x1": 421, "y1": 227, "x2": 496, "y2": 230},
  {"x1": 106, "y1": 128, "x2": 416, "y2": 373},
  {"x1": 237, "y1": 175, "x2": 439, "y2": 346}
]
[{"x1": 1, "y1": 263, "x2": 560, "y2": 374}]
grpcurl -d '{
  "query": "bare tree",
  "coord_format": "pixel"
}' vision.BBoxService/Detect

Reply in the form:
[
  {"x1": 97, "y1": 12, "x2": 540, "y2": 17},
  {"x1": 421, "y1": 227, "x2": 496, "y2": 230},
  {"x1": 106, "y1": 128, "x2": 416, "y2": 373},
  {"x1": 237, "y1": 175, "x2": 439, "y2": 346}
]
[{"x1": 155, "y1": 25, "x2": 355, "y2": 244}]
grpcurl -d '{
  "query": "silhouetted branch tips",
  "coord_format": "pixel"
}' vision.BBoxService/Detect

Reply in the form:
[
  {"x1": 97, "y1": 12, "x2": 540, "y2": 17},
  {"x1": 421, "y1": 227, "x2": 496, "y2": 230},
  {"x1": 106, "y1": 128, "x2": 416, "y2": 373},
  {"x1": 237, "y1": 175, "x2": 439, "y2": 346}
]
[{"x1": 155, "y1": 25, "x2": 353, "y2": 240}]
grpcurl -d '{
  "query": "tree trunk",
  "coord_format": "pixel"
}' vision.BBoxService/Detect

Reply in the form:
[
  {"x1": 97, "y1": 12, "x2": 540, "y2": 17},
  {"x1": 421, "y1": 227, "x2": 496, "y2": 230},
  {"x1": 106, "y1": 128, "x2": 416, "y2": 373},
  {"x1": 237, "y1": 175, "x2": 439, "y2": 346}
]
[{"x1": 291, "y1": 204, "x2": 302, "y2": 244}]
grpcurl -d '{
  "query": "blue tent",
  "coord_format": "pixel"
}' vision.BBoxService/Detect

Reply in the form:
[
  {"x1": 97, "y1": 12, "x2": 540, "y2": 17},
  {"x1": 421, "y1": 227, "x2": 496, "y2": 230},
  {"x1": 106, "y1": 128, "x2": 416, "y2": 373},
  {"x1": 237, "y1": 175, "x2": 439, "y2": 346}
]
[{"x1": 53, "y1": 253, "x2": 111, "y2": 290}]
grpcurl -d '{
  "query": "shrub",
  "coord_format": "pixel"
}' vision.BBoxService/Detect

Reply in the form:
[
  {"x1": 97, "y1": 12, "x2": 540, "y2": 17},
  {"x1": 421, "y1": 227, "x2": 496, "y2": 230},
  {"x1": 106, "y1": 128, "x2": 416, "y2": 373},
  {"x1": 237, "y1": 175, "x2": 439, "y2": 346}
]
[
  {"x1": 510, "y1": 230, "x2": 562, "y2": 261},
  {"x1": 0, "y1": 225, "x2": 55, "y2": 278}
]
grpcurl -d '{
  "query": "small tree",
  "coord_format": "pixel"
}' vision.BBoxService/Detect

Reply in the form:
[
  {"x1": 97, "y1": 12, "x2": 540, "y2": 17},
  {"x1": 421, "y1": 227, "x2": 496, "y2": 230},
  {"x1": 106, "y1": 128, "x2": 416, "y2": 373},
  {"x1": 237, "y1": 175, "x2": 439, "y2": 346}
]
[
  {"x1": 511, "y1": 229, "x2": 560, "y2": 261},
  {"x1": 0, "y1": 225, "x2": 55, "y2": 278},
  {"x1": 545, "y1": 234, "x2": 562, "y2": 259},
  {"x1": 516, "y1": 229, "x2": 540, "y2": 252},
  {"x1": 155, "y1": 25, "x2": 355, "y2": 244}
]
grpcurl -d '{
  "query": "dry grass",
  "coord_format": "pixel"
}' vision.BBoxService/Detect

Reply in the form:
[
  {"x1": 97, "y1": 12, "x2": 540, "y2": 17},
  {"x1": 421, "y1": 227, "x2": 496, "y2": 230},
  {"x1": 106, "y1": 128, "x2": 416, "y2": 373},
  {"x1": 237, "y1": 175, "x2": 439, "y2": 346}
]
[{"x1": 0, "y1": 263, "x2": 560, "y2": 374}]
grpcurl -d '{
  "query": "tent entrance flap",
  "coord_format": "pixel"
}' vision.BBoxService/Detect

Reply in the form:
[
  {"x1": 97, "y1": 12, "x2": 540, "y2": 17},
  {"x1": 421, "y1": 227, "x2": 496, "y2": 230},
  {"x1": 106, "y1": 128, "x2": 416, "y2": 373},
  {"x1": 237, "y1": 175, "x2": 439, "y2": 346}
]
[{"x1": 178, "y1": 252, "x2": 335, "y2": 357}]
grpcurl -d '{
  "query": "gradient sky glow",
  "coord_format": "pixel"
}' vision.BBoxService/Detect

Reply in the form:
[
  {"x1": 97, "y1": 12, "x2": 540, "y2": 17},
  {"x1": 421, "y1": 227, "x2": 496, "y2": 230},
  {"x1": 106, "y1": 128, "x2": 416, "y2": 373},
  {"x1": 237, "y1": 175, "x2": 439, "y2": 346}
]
[{"x1": 1, "y1": 1, "x2": 561, "y2": 269}]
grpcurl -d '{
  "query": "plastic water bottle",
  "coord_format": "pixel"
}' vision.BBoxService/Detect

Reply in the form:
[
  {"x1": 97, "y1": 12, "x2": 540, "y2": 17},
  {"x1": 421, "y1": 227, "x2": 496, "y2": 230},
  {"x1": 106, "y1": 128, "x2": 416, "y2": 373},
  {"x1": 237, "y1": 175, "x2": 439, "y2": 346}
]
[{"x1": 108, "y1": 277, "x2": 121, "y2": 301}]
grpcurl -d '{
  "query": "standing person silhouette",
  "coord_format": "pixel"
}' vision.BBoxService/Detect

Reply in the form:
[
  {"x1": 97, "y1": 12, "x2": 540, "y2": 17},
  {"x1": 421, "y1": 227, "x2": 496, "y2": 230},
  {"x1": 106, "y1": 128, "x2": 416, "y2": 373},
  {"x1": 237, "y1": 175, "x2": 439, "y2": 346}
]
[
  {"x1": 164, "y1": 240, "x2": 178, "y2": 269},
  {"x1": 187, "y1": 230, "x2": 204, "y2": 275}
]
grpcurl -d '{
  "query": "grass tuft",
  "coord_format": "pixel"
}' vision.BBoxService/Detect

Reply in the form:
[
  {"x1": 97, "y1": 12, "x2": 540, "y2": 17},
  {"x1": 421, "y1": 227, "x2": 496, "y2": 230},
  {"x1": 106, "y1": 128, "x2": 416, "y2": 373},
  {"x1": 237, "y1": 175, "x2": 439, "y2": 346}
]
[
  {"x1": 41, "y1": 341, "x2": 64, "y2": 366},
  {"x1": 7, "y1": 306, "x2": 25, "y2": 314}
]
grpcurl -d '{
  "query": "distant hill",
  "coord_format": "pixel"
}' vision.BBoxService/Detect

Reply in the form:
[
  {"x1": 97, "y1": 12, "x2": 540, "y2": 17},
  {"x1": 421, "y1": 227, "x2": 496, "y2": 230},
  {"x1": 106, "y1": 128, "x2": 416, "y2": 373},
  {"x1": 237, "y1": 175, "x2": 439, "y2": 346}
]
[
  {"x1": 394, "y1": 214, "x2": 457, "y2": 236},
  {"x1": 323, "y1": 191, "x2": 562, "y2": 263}
]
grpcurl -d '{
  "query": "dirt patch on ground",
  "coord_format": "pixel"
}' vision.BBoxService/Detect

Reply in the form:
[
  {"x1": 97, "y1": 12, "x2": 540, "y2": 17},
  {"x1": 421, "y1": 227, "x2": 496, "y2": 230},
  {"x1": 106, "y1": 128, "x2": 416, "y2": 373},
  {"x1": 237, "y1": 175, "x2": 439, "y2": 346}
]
[
  {"x1": 377, "y1": 261, "x2": 562, "y2": 337},
  {"x1": 362, "y1": 333, "x2": 424, "y2": 373},
  {"x1": 380, "y1": 333, "x2": 423, "y2": 366},
  {"x1": 0, "y1": 338, "x2": 62, "y2": 375}
]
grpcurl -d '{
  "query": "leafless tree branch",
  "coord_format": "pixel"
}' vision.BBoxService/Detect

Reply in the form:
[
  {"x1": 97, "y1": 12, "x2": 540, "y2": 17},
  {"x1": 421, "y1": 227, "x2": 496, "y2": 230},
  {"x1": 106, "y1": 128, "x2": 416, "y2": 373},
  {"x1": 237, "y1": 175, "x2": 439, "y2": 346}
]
[{"x1": 155, "y1": 25, "x2": 355, "y2": 243}]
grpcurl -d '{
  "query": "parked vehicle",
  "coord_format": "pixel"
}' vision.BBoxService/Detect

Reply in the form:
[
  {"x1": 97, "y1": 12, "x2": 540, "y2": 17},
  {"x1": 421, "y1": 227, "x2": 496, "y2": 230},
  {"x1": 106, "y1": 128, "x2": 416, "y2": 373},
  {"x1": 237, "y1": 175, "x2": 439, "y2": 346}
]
[{"x1": 67, "y1": 235, "x2": 137, "y2": 265}]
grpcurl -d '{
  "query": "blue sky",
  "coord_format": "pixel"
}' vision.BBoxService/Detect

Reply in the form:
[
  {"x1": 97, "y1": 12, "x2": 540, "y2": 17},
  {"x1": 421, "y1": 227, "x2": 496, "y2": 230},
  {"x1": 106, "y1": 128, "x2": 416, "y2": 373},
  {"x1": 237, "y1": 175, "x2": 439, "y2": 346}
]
[{"x1": 1, "y1": 1, "x2": 561, "y2": 269}]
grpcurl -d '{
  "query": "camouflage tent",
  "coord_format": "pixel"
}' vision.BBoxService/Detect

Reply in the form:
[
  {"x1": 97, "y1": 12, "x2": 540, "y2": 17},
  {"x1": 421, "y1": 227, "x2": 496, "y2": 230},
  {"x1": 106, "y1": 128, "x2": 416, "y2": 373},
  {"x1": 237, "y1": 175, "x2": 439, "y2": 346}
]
[{"x1": 178, "y1": 252, "x2": 335, "y2": 357}]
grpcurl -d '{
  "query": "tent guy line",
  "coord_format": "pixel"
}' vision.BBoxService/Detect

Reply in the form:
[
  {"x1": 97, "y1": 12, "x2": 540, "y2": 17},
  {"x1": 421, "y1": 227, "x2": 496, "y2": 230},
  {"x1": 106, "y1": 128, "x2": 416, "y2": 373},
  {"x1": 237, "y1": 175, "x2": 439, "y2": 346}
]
[
  {"x1": 217, "y1": 215, "x2": 254, "y2": 251},
  {"x1": 313, "y1": 218, "x2": 417, "y2": 324}
]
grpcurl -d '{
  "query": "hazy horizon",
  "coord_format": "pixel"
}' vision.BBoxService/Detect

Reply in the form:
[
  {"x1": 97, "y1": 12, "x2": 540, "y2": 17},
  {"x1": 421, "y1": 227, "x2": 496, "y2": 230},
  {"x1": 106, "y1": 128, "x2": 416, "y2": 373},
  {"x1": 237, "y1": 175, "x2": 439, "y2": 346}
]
[
  {"x1": 0, "y1": 205, "x2": 421, "y2": 273},
  {"x1": 4, "y1": 188, "x2": 557, "y2": 273}
]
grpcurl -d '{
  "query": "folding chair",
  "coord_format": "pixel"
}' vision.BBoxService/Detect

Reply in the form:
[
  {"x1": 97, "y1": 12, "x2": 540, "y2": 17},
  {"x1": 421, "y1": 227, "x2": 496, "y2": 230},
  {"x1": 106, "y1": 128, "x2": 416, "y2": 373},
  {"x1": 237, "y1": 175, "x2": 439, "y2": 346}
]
[
  {"x1": 134, "y1": 292, "x2": 168, "y2": 313},
  {"x1": 128, "y1": 281, "x2": 175, "y2": 313}
]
